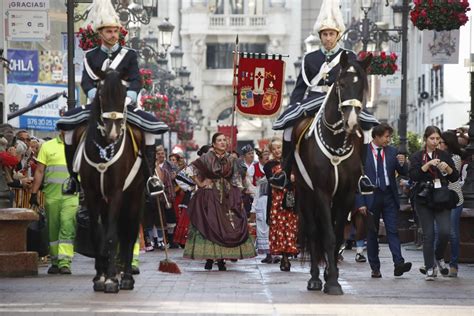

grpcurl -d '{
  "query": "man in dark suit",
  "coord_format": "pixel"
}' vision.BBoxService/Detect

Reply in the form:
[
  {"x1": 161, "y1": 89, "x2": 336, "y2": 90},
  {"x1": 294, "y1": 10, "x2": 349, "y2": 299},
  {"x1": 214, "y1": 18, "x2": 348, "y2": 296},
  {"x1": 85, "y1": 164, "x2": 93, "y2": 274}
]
[{"x1": 355, "y1": 123, "x2": 412, "y2": 278}]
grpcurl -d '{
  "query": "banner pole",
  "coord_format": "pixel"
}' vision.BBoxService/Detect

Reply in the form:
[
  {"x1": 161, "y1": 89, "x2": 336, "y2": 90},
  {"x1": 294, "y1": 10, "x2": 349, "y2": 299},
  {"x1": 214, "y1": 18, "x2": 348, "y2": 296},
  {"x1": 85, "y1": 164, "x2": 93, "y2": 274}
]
[{"x1": 230, "y1": 35, "x2": 239, "y2": 152}]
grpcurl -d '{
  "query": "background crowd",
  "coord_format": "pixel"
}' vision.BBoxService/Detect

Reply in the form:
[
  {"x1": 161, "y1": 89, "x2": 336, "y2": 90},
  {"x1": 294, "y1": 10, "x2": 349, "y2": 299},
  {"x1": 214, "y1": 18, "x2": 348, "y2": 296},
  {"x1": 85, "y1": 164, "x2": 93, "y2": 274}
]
[{"x1": 0, "y1": 123, "x2": 471, "y2": 280}]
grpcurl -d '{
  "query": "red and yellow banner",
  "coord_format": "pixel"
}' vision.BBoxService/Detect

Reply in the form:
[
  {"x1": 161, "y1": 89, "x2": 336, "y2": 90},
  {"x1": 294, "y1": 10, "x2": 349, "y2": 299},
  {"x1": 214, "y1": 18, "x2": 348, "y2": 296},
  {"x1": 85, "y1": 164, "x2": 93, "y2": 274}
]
[{"x1": 236, "y1": 57, "x2": 285, "y2": 117}]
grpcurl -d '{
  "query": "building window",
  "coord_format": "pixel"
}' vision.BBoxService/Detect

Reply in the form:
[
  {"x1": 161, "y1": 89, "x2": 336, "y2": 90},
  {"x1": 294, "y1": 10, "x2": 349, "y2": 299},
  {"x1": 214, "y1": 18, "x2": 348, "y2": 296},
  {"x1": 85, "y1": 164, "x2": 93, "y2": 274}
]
[
  {"x1": 206, "y1": 43, "x2": 267, "y2": 69},
  {"x1": 440, "y1": 66, "x2": 444, "y2": 98},
  {"x1": 440, "y1": 114, "x2": 444, "y2": 131},
  {"x1": 230, "y1": 0, "x2": 244, "y2": 14},
  {"x1": 150, "y1": 3, "x2": 158, "y2": 17},
  {"x1": 209, "y1": 0, "x2": 264, "y2": 15},
  {"x1": 434, "y1": 68, "x2": 439, "y2": 100},
  {"x1": 430, "y1": 69, "x2": 434, "y2": 103},
  {"x1": 209, "y1": 0, "x2": 225, "y2": 14}
]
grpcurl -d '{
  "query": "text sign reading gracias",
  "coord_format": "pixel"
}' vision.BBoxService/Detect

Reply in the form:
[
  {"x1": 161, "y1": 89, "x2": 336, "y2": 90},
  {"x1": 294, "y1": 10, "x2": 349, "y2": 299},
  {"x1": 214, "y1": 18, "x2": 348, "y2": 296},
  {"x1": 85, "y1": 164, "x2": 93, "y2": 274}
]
[{"x1": 7, "y1": 0, "x2": 49, "y2": 10}]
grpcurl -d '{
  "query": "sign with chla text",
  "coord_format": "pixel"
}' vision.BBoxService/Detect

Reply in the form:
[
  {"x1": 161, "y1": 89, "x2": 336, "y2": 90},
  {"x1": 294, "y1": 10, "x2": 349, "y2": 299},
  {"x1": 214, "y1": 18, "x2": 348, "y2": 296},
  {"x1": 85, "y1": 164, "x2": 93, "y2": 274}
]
[
  {"x1": 7, "y1": 10, "x2": 49, "y2": 41},
  {"x1": 6, "y1": 83, "x2": 79, "y2": 131},
  {"x1": 7, "y1": 0, "x2": 49, "y2": 10},
  {"x1": 7, "y1": 49, "x2": 39, "y2": 83}
]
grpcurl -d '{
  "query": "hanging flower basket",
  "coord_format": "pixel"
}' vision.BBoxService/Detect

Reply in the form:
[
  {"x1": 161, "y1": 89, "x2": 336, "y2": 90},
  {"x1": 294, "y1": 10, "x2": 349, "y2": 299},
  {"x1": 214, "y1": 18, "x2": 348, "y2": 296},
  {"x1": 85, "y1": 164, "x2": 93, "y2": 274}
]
[
  {"x1": 77, "y1": 24, "x2": 128, "y2": 51},
  {"x1": 410, "y1": 0, "x2": 470, "y2": 31},
  {"x1": 139, "y1": 68, "x2": 153, "y2": 92},
  {"x1": 182, "y1": 140, "x2": 199, "y2": 151},
  {"x1": 155, "y1": 108, "x2": 177, "y2": 128},
  {"x1": 140, "y1": 94, "x2": 169, "y2": 112},
  {"x1": 358, "y1": 51, "x2": 398, "y2": 76},
  {"x1": 178, "y1": 130, "x2": 193, "y2": 141}
]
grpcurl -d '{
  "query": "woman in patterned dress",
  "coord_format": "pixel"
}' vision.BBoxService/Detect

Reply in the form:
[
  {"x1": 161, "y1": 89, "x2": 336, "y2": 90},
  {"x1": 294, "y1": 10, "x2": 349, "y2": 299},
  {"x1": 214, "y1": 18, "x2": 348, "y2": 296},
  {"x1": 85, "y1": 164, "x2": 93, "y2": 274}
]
[
  {"x1": 183, "y1": 133, "x2": 256, "y2": 271},
  {"x1": 264, "y1": 137, "x2": 298, "y2": 272}
]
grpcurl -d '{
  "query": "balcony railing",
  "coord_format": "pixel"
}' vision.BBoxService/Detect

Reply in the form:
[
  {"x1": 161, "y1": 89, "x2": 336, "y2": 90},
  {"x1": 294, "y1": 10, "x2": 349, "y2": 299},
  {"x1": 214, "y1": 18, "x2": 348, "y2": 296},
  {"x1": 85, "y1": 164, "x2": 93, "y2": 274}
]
[{"x1": 209, "y1": 15, "x2": 266, "y2": 29}]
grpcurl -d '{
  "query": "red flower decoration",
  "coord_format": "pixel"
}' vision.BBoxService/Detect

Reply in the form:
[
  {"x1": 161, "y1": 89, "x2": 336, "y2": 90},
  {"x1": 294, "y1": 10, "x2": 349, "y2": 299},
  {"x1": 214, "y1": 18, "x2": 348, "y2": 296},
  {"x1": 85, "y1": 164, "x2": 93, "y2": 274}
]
[
  {"x1": 358, "y1": 51, "x2": 398, "y2": 76},
  {"x1": 410, "y1": 0, "x2": 470, "y2": 31},
  {"x1": 139, "y1": 68, "x2": 153, "y2": 91},
  {"x1": 77, "y1": 24, "x2": 128, "y2": 51}
]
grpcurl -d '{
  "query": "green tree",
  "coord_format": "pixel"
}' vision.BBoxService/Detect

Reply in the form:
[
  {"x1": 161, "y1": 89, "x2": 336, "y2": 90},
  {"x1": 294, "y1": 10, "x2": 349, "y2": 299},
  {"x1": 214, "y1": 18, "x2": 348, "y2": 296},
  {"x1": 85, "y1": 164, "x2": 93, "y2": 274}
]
[{"x1": 391, "y1": 131, "x2": 422, "y2": 155}]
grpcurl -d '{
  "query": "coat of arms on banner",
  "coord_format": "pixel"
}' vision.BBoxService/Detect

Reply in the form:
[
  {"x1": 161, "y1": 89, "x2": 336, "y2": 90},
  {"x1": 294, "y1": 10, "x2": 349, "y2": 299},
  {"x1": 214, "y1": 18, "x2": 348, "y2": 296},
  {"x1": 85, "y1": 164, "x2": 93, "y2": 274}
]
[{"x1": 237, "y1": 57, "x2": 285, "y2": 117}]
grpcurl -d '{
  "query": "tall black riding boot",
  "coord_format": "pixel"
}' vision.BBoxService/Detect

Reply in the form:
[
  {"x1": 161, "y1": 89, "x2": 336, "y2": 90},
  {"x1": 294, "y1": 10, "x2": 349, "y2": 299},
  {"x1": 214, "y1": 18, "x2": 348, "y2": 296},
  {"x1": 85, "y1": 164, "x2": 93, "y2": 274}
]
[
  {"x1": 357, "y1": 143, "x2": 375, "y2": 195},
  {"x1": 144, "y1": 145, "x2": 163, "y2": 196},
  {"x1": 62, "y1": 144, "x2": 80, "y2": 195}
]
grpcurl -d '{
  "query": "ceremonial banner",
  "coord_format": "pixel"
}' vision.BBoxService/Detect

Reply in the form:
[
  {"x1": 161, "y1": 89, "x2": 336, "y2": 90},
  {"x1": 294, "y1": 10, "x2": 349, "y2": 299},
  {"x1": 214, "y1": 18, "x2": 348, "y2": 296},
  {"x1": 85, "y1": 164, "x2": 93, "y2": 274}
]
[
  {"x1": 217, "y1": 125, "x2": 238, "y2": 151},
  {"x1": 237, "y1": 56, "x2": 285, "y2": 117}
]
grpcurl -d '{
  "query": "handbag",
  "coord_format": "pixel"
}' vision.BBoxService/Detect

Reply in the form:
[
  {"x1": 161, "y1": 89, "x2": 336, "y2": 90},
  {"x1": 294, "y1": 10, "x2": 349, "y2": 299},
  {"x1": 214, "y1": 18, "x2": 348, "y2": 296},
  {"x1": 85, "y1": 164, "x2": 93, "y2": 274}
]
[
  {"x1": 431, "y1": 186, "x2": 459, "y2": 210},
  {"x1": 74, "y1": 204, "x2": 96, "y2": 258},
  {"x1": 27, "y1": 206, "x2": 49, "y2": 257},
  {"x1": 282, "y1": 189, "x2": 296, "y2": 210}
]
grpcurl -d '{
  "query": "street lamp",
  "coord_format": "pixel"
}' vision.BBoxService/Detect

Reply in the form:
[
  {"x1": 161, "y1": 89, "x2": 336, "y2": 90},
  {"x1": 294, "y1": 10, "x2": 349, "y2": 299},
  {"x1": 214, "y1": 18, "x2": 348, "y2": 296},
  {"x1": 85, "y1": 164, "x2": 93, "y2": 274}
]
[
  {"x1": 304, "y1": 33, "x2": 320, "y2": 53},
  {"x1": 293, "y1": 57, "x2": 302, "y2": 78},
  {"x1": 170, "y1": 46, "x2": 184, "y2": 71},
  {"x1": 178, "y1": 67, "x2": 191, "y2": 86},
  {"x1": 344, "y1": 0, "x2": 409, "y2": 154},
  {"x1": 157, "y1": 18, "x2": 175, "y2": 54},
  {"x1": 285, "y1": 76, "x2": 296, "y2": 97}
]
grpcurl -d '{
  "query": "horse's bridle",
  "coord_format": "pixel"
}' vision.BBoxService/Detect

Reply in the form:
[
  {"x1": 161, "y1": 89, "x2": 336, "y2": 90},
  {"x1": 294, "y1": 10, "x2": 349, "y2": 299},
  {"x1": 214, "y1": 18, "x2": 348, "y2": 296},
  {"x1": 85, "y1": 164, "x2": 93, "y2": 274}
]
[
  {"x1": 96, "y1": 80, "x2": 128, "y2": 139},
  {"x1": 322, "y1": 70, "x2": 363, "y2": 135}
]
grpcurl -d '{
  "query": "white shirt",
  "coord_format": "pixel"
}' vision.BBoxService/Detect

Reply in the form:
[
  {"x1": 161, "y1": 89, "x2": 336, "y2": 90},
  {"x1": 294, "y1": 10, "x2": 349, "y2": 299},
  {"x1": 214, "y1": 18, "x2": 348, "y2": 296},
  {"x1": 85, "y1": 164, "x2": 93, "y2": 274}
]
[{"x1": 370, "y1": 142, "x2": 390, "y2": 186}]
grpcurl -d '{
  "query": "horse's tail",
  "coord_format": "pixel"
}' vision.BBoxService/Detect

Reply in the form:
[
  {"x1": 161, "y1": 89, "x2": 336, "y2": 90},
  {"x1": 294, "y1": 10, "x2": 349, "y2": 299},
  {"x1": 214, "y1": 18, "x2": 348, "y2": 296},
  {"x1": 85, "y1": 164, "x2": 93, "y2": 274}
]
[{"x1": 297, "y1": 197, "x2": 326, "y2": 266}]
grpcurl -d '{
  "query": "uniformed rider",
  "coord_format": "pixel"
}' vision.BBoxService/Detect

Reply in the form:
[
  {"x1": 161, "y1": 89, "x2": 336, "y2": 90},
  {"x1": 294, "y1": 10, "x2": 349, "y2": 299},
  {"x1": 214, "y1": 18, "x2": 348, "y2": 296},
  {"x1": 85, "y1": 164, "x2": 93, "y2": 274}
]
[
  {"x1": 272, "y1": 0, "x2": 378, "y2": 193},
  {"x1": 57, "y1": 0, "x2": 168, "y2": 195}
]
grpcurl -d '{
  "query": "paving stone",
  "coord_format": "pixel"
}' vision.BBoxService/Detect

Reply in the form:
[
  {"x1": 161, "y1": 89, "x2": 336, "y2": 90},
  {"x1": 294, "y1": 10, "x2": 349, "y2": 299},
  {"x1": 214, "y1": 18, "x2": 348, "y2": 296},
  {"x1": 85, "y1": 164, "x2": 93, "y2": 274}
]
[{"x1": 0, "y1": 245, "x2": 473, "y2": 314}]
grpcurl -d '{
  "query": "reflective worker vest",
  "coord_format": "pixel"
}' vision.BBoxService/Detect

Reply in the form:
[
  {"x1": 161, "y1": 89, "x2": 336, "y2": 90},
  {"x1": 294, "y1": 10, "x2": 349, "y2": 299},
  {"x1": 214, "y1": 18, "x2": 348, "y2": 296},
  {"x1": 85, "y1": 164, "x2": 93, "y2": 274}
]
[{"x1": 35, "y1": 136, "x2": 69, "y2": 198}]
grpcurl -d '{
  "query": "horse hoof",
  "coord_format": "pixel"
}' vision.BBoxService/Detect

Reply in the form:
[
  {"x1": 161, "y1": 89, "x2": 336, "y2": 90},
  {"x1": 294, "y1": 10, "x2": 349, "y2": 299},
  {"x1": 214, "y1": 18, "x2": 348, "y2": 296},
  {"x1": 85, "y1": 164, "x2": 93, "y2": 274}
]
[
  {"x1": 93, "y1": 275, "x2": 105, "y2": 292},
  {"x1": 120, "y1": 278, "x2": 135, "y2": 290},
  {"x1": 307, "y1": 279, "x2": 323, "y2": 291},
  {"x1": 104, "y1": 279, "x2": 120, "y2": 293},
  {"x1": 323, "y1": 283, "x2": 343, "y2": 296}
]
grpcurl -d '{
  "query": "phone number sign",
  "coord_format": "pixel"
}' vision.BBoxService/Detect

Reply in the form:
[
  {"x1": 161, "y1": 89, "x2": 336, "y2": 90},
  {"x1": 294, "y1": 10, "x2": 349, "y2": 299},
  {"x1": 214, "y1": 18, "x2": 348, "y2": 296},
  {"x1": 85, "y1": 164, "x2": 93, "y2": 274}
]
[{"x1": 19, "y1": 116, "x2": 59, "y2": 131}]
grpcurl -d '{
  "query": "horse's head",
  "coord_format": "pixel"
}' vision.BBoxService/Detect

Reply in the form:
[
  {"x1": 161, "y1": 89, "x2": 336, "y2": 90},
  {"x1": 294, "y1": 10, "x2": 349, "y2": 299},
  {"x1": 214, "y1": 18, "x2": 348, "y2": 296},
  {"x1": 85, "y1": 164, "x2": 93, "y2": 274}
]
[
  {"x1": 95, "y1": 70, "x2": 127, "y2": 143},
  {"x1": 334, "y1": 51, "x2": 371, "y2": 134}
]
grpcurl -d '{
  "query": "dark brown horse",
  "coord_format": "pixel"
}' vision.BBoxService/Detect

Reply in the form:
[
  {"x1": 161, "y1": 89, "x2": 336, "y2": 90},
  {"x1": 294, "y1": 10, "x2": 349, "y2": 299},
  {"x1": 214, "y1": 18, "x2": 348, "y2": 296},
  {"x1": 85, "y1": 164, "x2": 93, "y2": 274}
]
[
  {"x1": 73, "y1": 70, "x2": 145, "y2": 293},
  {"x1": 293, "y1": 51, "x2": 371, "y2": 295}
]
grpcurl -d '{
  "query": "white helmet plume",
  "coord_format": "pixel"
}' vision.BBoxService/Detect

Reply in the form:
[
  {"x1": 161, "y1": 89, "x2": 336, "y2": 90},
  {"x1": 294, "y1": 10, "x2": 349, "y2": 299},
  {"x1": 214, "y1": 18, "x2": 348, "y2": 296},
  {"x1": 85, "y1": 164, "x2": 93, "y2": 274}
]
[
  {"x1": 313, "y1": 0, "x2": 346, "y2": 39},
  {"x1": 85, "y1": 0, "x2": 122, "y2": 31}
]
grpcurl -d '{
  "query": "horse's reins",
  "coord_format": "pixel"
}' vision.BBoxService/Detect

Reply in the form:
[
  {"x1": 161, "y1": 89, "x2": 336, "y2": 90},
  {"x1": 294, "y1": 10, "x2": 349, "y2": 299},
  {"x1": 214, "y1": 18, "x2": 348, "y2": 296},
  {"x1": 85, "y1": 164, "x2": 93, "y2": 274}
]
[{"x1": 295, "y1": 70, "x2": 364, "y2": 196}]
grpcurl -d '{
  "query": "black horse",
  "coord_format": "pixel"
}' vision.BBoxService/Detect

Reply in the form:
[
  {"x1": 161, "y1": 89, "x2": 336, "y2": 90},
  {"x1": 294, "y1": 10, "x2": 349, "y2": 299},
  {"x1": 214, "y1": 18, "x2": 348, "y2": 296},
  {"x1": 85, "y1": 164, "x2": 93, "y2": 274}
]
[
  {"x1": 73, "y1": 70, "x2": 145, "y2": 293},
  {"x1": 292, "y1": 51, "x2": 372, "y2": 295}
]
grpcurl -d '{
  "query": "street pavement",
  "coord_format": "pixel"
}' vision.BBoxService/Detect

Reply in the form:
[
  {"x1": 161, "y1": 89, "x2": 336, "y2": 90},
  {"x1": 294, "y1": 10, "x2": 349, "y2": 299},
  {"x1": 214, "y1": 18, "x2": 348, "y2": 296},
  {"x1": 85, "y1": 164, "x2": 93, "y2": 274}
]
[{"x1": 0, "y1": 244, "x2": 473, "y2": 315}]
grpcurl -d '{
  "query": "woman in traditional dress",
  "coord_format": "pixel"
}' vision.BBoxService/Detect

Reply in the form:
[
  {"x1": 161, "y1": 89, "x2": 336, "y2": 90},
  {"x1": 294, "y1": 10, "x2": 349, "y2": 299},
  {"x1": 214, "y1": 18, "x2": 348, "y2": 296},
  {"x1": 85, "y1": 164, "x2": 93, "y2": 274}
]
[
  {"x1": 183, "y1": 133, "x2": 256, "y2": 271},
  {"x1": 264, "y1": 137, "x2": 298, "y2": 272}
]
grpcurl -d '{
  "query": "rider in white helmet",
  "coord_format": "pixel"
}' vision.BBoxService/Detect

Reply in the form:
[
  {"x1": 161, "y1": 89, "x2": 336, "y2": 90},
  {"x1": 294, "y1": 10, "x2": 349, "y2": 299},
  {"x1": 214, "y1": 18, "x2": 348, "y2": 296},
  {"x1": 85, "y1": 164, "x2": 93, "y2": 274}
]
[{"x1": 272, "y1": 0, "x2": 378, "y2": 194}]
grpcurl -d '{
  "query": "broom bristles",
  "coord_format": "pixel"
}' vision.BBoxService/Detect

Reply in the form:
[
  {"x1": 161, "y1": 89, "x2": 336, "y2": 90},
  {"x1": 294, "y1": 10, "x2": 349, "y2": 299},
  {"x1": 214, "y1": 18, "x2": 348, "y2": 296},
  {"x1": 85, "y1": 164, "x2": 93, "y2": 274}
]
[{"x1": 158, "y1": 259, "x2": 181, "y2": 274}]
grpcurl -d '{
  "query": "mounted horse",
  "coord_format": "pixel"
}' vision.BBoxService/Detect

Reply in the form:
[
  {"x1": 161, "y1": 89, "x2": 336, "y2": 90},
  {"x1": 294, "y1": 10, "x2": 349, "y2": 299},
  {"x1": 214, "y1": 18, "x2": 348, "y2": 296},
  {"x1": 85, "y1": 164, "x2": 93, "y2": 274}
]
[
  {"x1": 72, "y1": 69, "x2": 145, "y2": 293},
  {"x1": 292, "y1": 51, "x2": 372, "y2": 295}
]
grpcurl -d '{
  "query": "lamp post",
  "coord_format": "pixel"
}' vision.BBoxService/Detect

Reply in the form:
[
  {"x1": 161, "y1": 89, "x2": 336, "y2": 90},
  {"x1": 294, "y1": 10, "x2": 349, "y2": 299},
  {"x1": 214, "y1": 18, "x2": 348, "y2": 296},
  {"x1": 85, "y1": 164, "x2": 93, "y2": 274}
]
[
  {"x1": 344, "y1": 0, "x2": 410, "y2": 154},
  {"x1": 462, "y1": 56, "x2": 474, "y2": 207}
]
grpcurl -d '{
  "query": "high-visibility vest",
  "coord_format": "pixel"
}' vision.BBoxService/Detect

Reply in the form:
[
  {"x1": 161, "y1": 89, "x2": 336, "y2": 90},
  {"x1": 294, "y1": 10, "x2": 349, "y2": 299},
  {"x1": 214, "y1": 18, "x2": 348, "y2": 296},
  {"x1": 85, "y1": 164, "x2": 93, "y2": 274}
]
[{"x1": 35, "y1": 136, "x2": 69, "y2": 198}]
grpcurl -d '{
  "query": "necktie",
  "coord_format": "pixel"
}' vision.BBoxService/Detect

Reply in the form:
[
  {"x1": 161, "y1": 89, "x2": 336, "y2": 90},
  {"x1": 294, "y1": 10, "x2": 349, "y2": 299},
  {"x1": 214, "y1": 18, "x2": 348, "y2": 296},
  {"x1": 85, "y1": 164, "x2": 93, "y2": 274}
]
[{"x1": 377, "y1": 148, "x2": 387, "y2": 191}]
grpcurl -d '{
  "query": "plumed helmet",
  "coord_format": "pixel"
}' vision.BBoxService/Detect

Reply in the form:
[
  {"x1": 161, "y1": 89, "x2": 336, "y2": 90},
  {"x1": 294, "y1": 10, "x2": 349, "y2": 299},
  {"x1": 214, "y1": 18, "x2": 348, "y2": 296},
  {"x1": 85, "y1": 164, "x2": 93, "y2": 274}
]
[
  {"x1": 86, "y1": 0, "x2": 122, "y2": 31},
  {"x1": 313, "y1": 0, "x2": 346, "y2": 39}
]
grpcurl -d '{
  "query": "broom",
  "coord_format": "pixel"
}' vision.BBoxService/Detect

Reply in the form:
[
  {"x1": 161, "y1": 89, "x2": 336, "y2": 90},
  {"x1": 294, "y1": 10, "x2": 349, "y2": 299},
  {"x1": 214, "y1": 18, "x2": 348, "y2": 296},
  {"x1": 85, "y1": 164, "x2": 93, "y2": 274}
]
[{"x1": 150, "y1": 177, "x2": 181, "y2": 274}]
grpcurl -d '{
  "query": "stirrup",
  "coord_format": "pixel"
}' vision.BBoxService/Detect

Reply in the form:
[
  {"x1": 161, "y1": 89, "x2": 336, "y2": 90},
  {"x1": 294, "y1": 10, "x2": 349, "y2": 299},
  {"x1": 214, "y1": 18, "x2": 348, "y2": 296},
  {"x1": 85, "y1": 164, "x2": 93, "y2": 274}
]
[
  {"x1": 62, "y1": 177, "x2": 80, "y2": 195},
  {"x1": 146, "y1": 175, "x2": 164, "y2": 197},
  {"x1": 358, "y1": 175, "x2": 375, "y2": 195}
]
